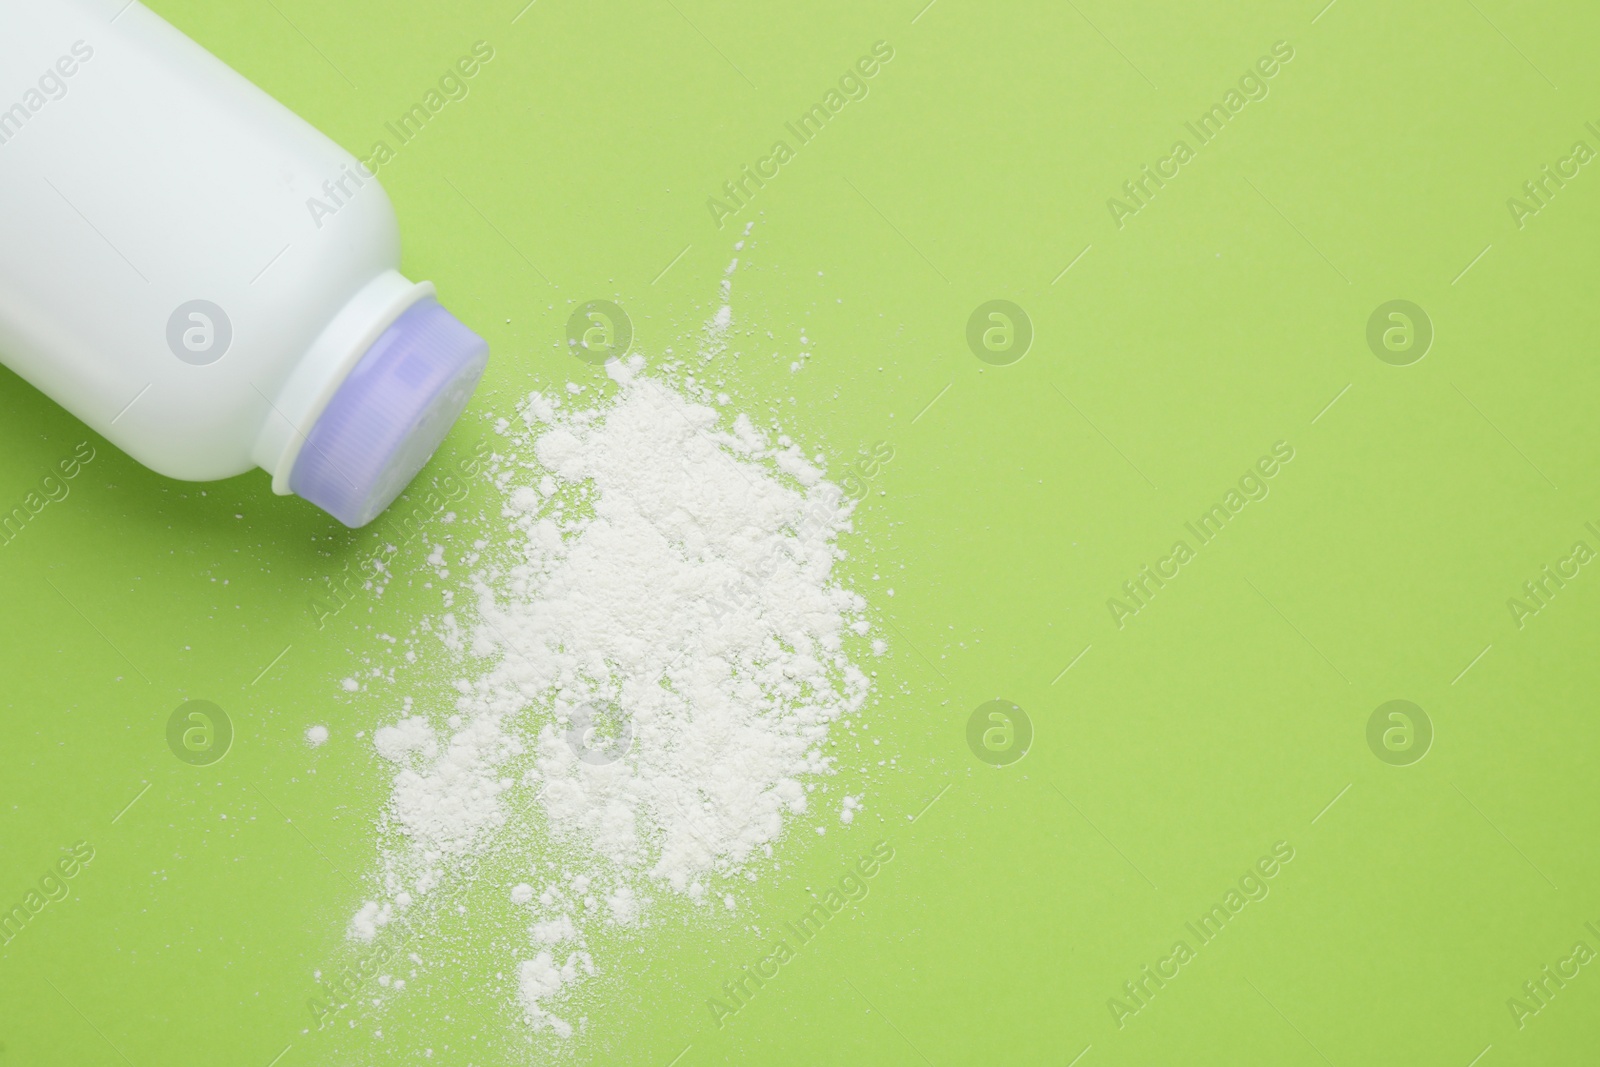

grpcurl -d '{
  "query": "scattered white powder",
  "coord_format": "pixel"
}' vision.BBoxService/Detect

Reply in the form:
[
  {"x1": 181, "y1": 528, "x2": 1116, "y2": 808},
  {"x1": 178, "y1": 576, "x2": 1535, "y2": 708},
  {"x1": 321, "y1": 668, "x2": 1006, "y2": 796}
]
[
  {"x1": 517, "y1": 951, "x2": 595, "y2": 1038},
  {"x1": 373, "y1": 716, "x2": 438, "y2": 763},
  {"x1": 532, "y1": 914, "x2": 577, "y2": 944},
  {"x1": 350, "y1": 900, "x2": 393, "y2": 940},
  {"x1": 606, "y1": 886, "x2": 637, "y2": 925},
  {"x1": 305, "y1": 724, "x2": 329, "y2": 747},
  {"x1": 348, "y1": 349, "x2": 874, "y2": 1043},
  {"x1": 706, "y1": 302, "x2": 733, "y2": 347}
]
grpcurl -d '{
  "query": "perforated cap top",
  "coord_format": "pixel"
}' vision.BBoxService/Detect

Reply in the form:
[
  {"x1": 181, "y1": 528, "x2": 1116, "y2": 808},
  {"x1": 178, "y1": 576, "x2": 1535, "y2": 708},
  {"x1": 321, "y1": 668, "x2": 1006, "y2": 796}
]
[{"x1": 289, "y1": 298, "x2": 488, "y2": 527}]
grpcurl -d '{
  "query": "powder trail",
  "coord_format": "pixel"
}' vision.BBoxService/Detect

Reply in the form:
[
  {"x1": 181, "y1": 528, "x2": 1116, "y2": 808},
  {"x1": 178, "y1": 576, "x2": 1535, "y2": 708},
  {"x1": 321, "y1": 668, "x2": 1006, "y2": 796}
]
[{"x1": 350, "y1": 353, "x2": 874, "y2": 1039}]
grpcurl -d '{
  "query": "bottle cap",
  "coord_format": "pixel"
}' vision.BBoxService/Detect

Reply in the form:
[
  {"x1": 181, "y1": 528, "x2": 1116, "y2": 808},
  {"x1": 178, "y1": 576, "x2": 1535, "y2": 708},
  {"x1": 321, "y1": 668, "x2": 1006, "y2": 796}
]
[{"x1": 290, "y1": 298, "x2": 487, "y2": 527}]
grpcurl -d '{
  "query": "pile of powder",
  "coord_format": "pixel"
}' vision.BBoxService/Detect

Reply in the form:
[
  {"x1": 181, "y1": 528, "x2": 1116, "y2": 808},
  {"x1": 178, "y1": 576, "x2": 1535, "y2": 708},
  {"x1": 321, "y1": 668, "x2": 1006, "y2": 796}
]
[{"x1": 348, "y1": 353, "x2": 874, "y2": 1039}]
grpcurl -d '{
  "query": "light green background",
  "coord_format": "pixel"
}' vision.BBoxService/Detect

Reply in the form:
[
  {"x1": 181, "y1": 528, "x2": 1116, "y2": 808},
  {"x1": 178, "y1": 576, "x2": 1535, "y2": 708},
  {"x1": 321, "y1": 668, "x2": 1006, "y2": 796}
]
[{"x1": 3, "y1": 0, "x2": 1599, "y2": 1063}]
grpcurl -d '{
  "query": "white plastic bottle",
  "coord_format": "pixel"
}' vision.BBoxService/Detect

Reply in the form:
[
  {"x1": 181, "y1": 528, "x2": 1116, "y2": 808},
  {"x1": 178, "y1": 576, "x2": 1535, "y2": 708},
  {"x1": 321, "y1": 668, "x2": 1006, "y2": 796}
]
[{"x1": 0, "y1": 0, "x2": 489, "y2": 527}]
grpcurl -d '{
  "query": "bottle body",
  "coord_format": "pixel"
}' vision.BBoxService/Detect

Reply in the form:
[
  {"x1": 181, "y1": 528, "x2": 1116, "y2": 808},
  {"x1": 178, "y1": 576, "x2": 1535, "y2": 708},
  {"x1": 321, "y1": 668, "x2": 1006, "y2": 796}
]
[{"x1": 0, "y1": 0, "x2": 486, "y2": 525}]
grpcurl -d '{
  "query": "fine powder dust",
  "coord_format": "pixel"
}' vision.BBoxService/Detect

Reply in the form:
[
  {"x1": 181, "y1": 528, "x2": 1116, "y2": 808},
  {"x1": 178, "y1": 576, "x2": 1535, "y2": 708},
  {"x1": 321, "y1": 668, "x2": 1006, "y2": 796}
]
[{"x1": 345, "y1": 351, "x2": 876, "y2": 1039}]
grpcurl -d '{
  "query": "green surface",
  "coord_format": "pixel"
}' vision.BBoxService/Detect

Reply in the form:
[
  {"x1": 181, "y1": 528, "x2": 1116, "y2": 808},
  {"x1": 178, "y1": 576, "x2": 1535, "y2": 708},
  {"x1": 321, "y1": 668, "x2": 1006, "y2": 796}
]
[{"x1": 4, "y1": 0, "x2": 1600, "y2": 1063}]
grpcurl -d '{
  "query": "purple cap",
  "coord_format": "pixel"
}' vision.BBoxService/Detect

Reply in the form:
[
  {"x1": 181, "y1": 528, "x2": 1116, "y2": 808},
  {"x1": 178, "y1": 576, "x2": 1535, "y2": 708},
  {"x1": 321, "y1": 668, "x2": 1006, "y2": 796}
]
[{"x1": 290, "y1": 298, "x2": 488, "y2": 528}]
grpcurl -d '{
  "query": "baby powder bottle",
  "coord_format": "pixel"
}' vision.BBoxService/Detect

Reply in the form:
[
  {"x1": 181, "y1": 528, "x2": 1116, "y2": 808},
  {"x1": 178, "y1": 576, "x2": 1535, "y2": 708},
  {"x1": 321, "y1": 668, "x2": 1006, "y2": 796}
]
[{"x1": 0, "y1": 0, "x2": 489, "y2": 527}]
